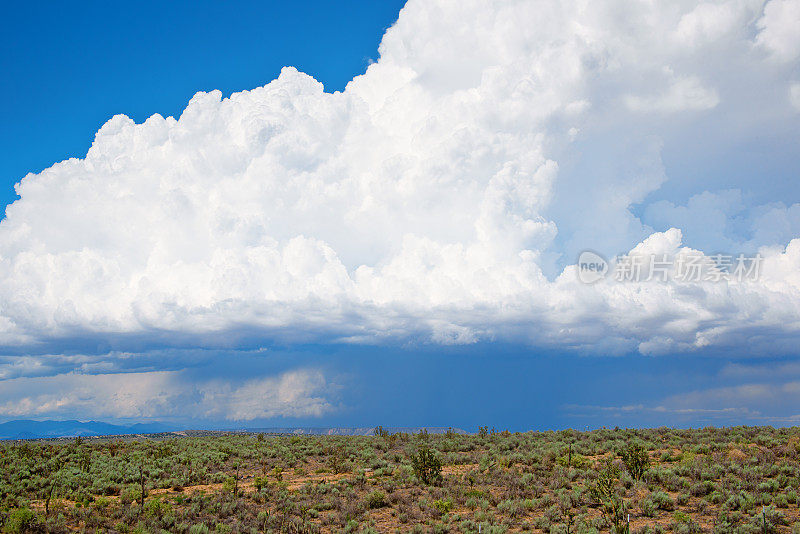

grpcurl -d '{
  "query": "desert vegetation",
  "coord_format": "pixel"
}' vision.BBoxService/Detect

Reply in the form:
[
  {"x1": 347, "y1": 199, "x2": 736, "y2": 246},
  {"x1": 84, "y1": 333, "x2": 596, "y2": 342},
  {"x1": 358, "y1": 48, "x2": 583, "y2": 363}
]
[{"x1": 1, "y1": 426, "x2": 800, "y2": 533}]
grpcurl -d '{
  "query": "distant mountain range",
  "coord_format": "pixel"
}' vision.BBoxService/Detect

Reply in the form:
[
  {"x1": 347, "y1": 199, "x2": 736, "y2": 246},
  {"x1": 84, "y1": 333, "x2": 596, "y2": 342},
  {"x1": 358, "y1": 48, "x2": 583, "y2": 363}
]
[
  {"x1": 0, "y1": 419, "x2": 175, "y2": 440},
  {"x1": 0, "y1": 420, "x2": 468, "y2": 440},
  {"x1": 243, "y1": 427, "x2": 468, "y2": 436}
]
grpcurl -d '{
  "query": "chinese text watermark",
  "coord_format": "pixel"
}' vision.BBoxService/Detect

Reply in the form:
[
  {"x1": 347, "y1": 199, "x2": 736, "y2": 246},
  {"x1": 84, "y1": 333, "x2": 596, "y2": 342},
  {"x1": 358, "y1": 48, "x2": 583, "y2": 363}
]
[{"x1": 577, "y1": 251, "x2": 762, "y2": 284}]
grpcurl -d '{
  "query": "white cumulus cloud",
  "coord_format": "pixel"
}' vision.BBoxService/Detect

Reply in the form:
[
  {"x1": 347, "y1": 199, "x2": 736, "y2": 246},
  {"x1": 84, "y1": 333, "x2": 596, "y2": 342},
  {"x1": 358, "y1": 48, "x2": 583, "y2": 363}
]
[
  {"x1": 1, "y1": 0, "x2": 799, "y2": 356},
  {"x1": 0, "y1": 368, "x2": 332, "y2": 421},
  {"x1": 756, "y1": 0, "x2": 800, "y2": 62},
  {"x1": 625, "y1": 74, "x2": 720, "y2": 113}
]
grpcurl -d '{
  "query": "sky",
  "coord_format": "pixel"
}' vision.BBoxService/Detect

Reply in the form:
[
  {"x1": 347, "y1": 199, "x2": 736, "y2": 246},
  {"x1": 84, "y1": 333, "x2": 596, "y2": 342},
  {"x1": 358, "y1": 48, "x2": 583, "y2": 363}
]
[{"x1": 1, "y1": 0, "x2": 799, "y2": 432}]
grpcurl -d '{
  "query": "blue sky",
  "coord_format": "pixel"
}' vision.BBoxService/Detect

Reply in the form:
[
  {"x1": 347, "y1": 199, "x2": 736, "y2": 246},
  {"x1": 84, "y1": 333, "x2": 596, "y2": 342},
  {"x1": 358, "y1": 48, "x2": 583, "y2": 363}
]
[
  {"x1": 1, "y1": 0, "x2": 799, "y2": 432},
  {"x1": 0, "y1": 0, "x2": 405, "y2": 212}
]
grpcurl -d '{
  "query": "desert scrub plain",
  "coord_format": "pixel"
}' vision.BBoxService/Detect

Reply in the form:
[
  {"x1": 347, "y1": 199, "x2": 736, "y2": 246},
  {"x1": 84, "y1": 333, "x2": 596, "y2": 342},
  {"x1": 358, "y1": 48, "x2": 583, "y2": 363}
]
[{"x1": 1, "y1": 427, "x2": 800, "y2": 533}]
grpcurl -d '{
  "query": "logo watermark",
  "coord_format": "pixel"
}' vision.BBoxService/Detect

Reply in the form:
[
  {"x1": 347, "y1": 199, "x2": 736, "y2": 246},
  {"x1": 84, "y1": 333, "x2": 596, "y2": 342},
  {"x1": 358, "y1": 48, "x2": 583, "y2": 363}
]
[
  {"x1": 577, "y1": 251, "x2": 609, "y2": 284},
  {"x1": 577, "y1": 251, "x2": 762, "y2": 284}
]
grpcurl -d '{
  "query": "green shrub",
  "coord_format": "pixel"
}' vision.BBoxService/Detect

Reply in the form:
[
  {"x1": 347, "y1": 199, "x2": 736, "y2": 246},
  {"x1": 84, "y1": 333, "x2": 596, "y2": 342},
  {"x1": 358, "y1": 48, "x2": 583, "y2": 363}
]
[
  {"x1": 589, "y1": 459, "x2": 628, "y2": 533},
  {"x1": 433, "y1": 499, "x2": 453, "y2": 514},
  {"x1": 620, "y1": 443, "x2": 650, "y2": 480},
  {"x1": 690, "y1": 481, "x2": 714, "y2": 497},
  {"x1": 724, "y1": 492, "x2": 756, "y2": 513},
  {"x1": 640, "y1": 497, "x2": 657, "y2": 517},
  {"x1": 409, "y1": 445, "x2": 442, "y2": 485},
  {"x1": 649, "y1": 491, "x2": 675, "y2": 511},
  {"x1": 464, "y1": 488, "x2": 488, "y2": 499},
  {"x1": 750, "y1": 506, "x2": 787, "y2": 534},
  {"x1": 497, "y1": 499, "x2": 521, "y2": 517},
  {"x1": 121, "y1": 485, "x2": 145, "y2": 505},
  {"x1": 221, "y1": 476, "x2": 237, "y2": 494},
  {"x1": 3, "y1": 508, "x2": 37, "y2": 534},
  {"x1": 672, "y1": 511, "x2": 688, "y2": 522},
  {"x1": 365, "y1": 490, "x2": 386, "y2": 509},
  {"x1": 557, "y1": 453, "x2": 590, "y2": 469},
  {"x1": 144, "y1": 498, "x2": 172, "y2": 519},
  {"x1": 672, "y1": 511, "x2": 702, "y2": 534}
]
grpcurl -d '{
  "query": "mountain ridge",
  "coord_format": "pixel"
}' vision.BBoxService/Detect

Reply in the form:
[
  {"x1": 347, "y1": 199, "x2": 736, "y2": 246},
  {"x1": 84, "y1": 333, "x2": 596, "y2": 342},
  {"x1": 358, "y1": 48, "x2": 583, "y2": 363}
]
[{"x1": 0, "y1": 420, "x2": 468, "y2": 440}]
